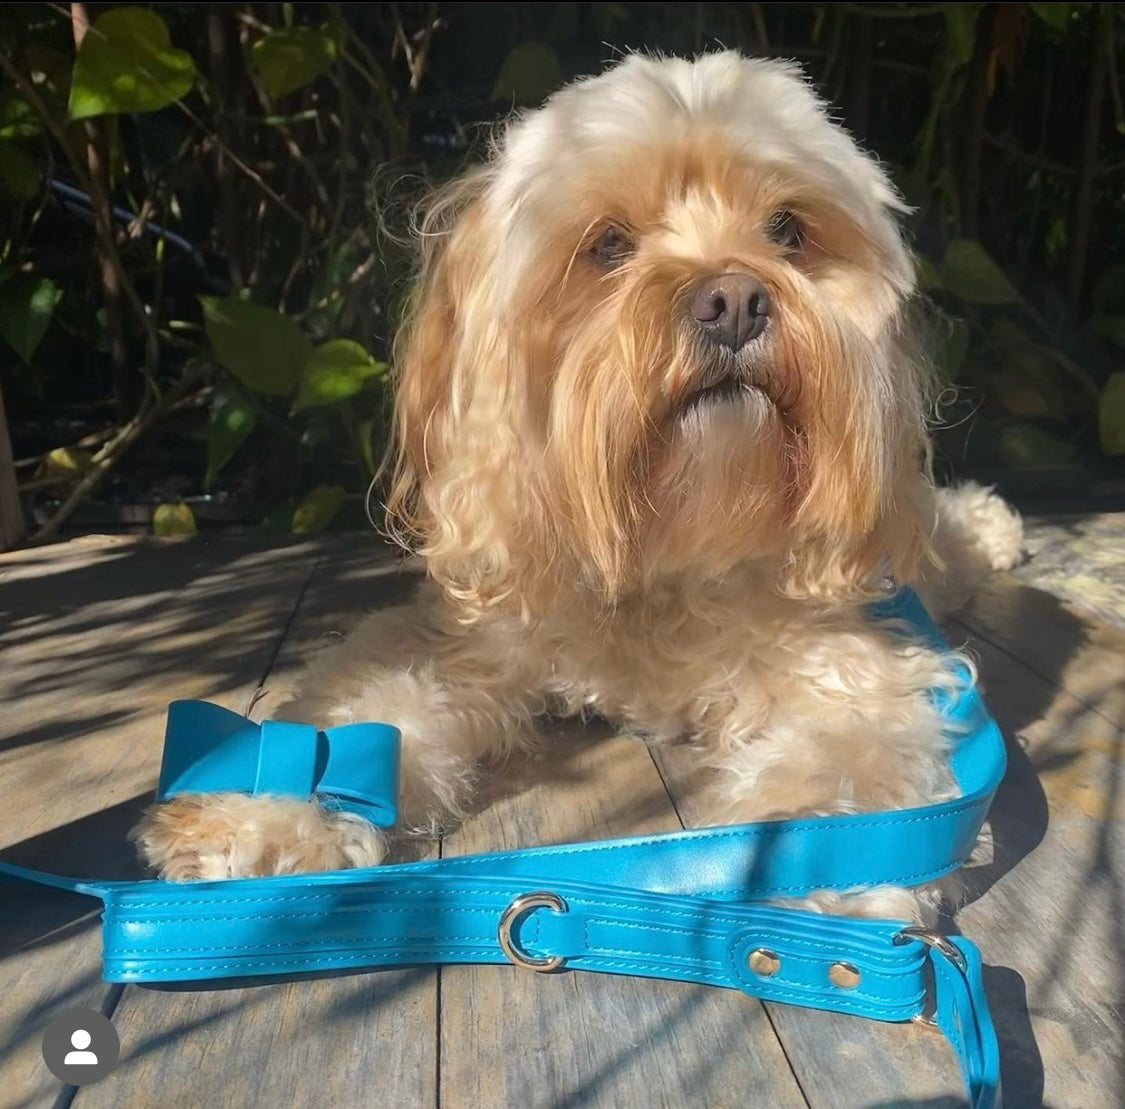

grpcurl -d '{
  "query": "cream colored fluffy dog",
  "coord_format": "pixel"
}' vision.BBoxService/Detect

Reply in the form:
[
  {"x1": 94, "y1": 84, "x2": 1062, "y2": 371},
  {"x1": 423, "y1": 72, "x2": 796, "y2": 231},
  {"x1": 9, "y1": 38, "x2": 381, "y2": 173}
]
[{"x1": 136, "y1": 52, "x2": 1023, "y2": 918}]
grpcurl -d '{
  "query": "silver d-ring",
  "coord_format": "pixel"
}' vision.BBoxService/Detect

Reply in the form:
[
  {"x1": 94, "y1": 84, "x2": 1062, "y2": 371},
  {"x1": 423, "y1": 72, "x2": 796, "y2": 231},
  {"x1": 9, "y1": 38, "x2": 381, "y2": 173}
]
[
  {"x1": 498, "y1": 891, "x2": 568, "y2": 972},
  {"x1": 894, "y1": 926, "x2": 967, "y2": 971}
]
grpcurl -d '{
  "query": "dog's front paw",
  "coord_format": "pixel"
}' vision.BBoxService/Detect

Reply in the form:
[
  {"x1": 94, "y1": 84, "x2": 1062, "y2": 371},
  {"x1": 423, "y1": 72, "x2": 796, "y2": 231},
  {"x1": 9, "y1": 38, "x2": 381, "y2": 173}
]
[
  {"x1": 131, "y1": 793, "x2": 387, "y2": 880},
  {"x1": 938, "y1": 481, "x2": 1025, "y2": 573}
]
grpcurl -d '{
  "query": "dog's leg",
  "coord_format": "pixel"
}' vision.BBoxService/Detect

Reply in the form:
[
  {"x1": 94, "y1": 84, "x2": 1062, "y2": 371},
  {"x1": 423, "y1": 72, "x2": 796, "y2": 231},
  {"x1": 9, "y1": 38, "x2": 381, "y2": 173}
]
[
  {"x1": 133, "y1": 595, "x2": 538, "y2": 880},
  {"x1": 690, "y1": 622, "x2": 968, "y2": 924},
  {"x1": 912, "y1": 481, "x2": 1024, "y2": 617}
]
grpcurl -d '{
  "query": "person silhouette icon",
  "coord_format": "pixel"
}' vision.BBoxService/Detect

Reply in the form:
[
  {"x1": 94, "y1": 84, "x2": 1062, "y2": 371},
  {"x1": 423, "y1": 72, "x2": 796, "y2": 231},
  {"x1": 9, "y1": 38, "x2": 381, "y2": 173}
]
[{"x1": 63, "y1": 1029, "x2": 98, "y2": 1065}]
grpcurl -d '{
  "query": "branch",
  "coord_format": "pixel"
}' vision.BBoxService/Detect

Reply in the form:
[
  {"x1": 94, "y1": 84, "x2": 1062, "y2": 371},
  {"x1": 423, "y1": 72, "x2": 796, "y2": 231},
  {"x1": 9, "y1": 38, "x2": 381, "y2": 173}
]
[{"x1": 29, "y1": 361, "x2": 211, "y2": 544}]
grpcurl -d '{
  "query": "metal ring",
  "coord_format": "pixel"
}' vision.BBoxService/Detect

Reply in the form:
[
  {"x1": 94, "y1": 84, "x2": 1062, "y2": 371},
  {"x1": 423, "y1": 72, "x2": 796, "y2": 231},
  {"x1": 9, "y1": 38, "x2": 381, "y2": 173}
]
[
  {"x1": 894, "y1": 926, "x2": 967, "y2": 971},
  {"x1": 498, "y1": 892, "x2": 568, "y2": 972}
]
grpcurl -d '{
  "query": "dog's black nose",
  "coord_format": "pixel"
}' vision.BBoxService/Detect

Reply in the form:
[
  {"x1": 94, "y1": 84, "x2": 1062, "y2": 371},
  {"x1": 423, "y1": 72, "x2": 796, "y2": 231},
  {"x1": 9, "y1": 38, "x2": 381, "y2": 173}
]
[{"x1": 689, "y1": 273, "x2": 770, "y2": 350}]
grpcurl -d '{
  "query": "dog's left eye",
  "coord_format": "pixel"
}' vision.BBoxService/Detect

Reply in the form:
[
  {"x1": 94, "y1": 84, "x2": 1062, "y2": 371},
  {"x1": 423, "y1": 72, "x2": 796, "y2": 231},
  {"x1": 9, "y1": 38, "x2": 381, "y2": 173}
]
[
  {"x1": 765, "y1": 209, "x2": 804, "y2": 252},
  {"x1": 589, "y1": 225, "x2": 635, "y2": 268}
]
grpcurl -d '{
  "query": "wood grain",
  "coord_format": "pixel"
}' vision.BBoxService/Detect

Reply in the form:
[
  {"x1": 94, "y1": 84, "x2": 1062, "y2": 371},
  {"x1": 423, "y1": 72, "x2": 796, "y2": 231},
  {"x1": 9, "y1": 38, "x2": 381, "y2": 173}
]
[
  {"x1": 439, "y1": 724, "x2": 808, "y2": 1109},
  {"x1": 75, "y1": 537, "x2": 439, "y2": 1109},
  {"x1": 0, "y1": 536, "x2": 320, "y2": 1109}
]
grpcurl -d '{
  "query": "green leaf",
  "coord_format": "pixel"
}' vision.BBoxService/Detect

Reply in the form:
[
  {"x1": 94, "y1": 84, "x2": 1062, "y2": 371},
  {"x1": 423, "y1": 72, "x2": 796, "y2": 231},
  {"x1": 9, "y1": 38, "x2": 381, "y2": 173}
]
[
  {"x1": 997, "y1": 423, "x2": 1078, "y2": 468},
  {"x1": 943, "y1": 4, "x2": 981, "y2": 68},
  {"x1": 941, "y1": 240, "x2": 1021, "y2": 305},
  {"x1": 205, "y1": 397, "x2": 257, "y2": 488},
  {"x1": 291, "y1": 484, "x2": 345, "y2": 534},
  {"x1": 492, "y1": 42, "x2": 562, "y2": 103},
  {"x1": 153, "y1": 502, "x2": 197, "y2": 537},
  {"x1": 356, "y1": 416, "x2": 377, "y2": 478},
  {"x1": 68, "y1": 8, "x2": 198, "y2": 121},
  {"x1": 1099, "y1": 372, "x2": 1125, "y2": 456},
  {"x1": 1029, "y1": 3, "x2": 1074, "y2": 31},
  {"x1": 43, "y1": 446, "x2": 93, "y2": 481},
  {"x1": 0, "y1": 140, "x2": 41, "y2": 200},
  {"x1": 0, "y1": 90, "x2": 42, "y2": 140},
  {"x1": 251, "y1": 26, "x2": 337, "y2": 99},
  {"x1": 0, "y1": 276, "x2": 62, "y2": 362},
  {"x1": 201, "y1": 296, "x2": 311, "y2": 397},
  {"x1": 293, "y1": 339, "x2": 386, "y2": 412}
]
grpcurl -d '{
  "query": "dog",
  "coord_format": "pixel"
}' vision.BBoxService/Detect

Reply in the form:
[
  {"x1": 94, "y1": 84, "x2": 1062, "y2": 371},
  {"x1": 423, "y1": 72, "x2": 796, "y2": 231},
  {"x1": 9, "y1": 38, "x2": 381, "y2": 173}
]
[{"x1": 134, "y1": 52, "x2": 1022, "y2": 920}]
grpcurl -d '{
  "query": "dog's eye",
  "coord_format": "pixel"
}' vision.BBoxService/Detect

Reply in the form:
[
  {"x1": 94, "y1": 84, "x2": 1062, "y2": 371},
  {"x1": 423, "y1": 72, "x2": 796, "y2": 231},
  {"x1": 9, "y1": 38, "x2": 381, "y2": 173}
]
[
  {"x1": 589, "y1": 225, "x2": 635, "y2": 268},
  {"x1": 765, "y1": 209, "x2": 804, "y2": 252}
]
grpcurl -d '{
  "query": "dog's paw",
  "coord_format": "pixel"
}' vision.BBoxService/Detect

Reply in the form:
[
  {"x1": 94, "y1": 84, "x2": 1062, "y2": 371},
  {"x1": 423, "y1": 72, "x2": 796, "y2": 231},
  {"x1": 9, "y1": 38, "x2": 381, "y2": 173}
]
[
  {"x1": 938, "y1": 481, "x2": 1025, "y2": 573},
  {"x1": 131, "y1": 793, "x2": 387, "y2": 880}
]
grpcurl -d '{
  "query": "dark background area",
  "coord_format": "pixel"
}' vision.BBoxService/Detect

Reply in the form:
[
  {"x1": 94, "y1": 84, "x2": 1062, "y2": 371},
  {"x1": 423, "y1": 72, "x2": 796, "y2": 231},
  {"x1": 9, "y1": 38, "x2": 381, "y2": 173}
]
[{"x1": 1, "y1": 2, "x2": 1124, "y2": 546}]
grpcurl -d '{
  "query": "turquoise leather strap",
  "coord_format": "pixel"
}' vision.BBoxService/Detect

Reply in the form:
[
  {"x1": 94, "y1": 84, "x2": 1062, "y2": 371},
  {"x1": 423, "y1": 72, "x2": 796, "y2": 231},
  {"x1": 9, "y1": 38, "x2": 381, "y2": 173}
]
[{"x1": 0, "y1": 589, "x2": 1004, "y2": 1107}]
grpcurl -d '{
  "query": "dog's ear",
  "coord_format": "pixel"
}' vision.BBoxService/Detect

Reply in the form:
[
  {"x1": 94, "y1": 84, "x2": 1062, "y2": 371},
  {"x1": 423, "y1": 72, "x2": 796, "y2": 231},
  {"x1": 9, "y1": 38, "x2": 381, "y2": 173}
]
[
  {"x1": 383, "y1": 174, "x2": 487, "y2": 552},
  {"x1": 383, "y1": 173, "x2": 554, "y2": 619}
]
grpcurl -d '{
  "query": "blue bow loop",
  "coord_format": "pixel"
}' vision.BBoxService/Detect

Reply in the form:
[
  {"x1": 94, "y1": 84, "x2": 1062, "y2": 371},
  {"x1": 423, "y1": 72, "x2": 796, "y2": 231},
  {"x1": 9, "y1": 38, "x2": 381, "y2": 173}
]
[{"x1": 157, "y1": 700, "x2": 400, "y2": 826}]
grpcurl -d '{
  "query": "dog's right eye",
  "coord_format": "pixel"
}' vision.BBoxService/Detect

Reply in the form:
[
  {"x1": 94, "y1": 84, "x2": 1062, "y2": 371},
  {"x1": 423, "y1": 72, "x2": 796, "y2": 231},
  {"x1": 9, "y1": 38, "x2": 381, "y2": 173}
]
[{"x1": 589, "y1": 225, "x2": 635, "y2": 268}]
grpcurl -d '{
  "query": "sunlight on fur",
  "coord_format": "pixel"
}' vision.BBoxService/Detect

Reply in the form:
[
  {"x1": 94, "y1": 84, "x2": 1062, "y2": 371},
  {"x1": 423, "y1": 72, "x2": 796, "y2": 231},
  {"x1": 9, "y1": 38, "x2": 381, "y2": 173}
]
[{"x1": 135, "y1": 51, "x2": 1024, "y2": 923}]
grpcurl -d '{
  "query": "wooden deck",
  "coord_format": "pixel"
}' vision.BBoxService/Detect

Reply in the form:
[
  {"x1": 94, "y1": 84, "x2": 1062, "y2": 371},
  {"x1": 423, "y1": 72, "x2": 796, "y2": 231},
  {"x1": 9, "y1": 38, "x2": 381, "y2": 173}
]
[{"x1": 1, "y1": 520, "x2": 1121, "y2": 1109}]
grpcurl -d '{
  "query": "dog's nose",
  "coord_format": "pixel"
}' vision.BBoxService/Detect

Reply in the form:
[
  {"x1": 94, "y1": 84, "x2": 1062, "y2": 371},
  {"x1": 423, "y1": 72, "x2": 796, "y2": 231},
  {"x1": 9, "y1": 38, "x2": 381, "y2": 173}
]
[{"x1": 689, "y1": 273, "x2": 770, "y2": 350}]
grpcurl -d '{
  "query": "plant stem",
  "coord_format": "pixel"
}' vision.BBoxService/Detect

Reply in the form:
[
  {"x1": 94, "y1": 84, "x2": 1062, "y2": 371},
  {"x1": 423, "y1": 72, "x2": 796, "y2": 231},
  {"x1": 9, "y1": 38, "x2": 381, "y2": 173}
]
[{"x1": 1067, "y1": 4, "x2": 1111, "y2": 306}]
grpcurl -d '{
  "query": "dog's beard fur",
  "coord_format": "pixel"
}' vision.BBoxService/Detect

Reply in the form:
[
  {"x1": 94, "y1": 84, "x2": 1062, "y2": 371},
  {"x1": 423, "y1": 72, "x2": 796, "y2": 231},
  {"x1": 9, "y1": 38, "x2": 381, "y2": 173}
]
[{"x1": 386, "y1": 57, "x2": 935, "y2": 623}]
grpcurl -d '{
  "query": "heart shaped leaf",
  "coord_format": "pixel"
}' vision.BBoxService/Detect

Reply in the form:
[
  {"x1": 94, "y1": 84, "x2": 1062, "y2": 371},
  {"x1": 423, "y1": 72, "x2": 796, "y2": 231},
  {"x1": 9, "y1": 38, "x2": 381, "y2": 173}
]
[
  {"x1": 941, "y1": 240, "x2": 1020, "y2": 305},
  {"x1": 153, "y1": 502, "x2": 197, "y2": 537},
  {"x1": 69, "y1": 8, "x2": 198, "y2": 121},
  {"x1": 201, "y1": 296, "x2": 311, "y2": 397},
  {"x1": 205, "y1": 397, "x2": 258, "y2": 488},
  {"x1": 251, "y1": 26, "x2": 337, "y2": 100}
]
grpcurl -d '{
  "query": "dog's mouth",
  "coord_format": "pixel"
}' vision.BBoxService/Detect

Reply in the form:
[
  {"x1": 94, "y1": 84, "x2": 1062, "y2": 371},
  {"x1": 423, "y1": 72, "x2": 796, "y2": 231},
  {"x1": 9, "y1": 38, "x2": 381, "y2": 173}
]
[{"x1": 683, "y1": 375, "x2": 754, "y2": 409}]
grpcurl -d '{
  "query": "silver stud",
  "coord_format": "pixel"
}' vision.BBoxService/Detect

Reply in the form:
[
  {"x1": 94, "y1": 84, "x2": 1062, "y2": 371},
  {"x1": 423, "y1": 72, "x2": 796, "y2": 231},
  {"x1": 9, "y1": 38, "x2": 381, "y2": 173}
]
[
  {"x1": 829, "y1": 961, "x2": 861, "y2": 988},
  {"x1": 747, "y1": 948, "x2": 780, "y2": 977}
]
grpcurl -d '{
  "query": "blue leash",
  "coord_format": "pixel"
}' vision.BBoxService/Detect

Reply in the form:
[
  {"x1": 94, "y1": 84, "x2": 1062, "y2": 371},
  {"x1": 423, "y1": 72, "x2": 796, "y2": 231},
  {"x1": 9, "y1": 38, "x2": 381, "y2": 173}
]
[{"x1": 0, "y1": 588, "x2": 1004, "y2": 1107}]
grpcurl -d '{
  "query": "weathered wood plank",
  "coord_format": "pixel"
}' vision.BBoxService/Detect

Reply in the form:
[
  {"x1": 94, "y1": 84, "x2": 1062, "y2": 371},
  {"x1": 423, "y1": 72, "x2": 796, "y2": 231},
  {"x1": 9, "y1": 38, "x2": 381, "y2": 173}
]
[
  {"x1": 949, "y1": 611, "x2": 1123, "y2": 1109},
  {"x1": 77, "y1": 538, "x2": 440, "y2": 1109},
  {"x1": 439, "y1": 724, "x2": 808, "y2": 1109},
  {"x1": 0, "y1": 536, "x2": 321, "y2": 1109}
]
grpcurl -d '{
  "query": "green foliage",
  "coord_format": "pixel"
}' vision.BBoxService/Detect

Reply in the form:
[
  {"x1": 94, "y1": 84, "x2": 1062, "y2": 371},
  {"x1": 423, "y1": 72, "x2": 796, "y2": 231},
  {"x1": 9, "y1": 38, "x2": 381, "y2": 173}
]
[
  {"x1": 291, "y1": 484, "x2": 346, "y2": 534},
  {"x1": 153, "y1": 502, "x2": 197, "y2": 536},
  {"x1": 201, "y1": 297, "x2": 311, "y2": 398},
  {"x1": 2, "y1": 1, "x2": 1123, "y2": 539},
  {"x1": 0, "y1": 276, "x2": 62, "y2": 363},
  {"x1": 205, "y1": 397, "x2": 257, "y2": 489},
  {"x1": 294, "y1": 340, "x2": 386, "y2": 412},
  {"x1": 493, "y1": 42, "x2": 562, "y2": 103},
  {"x1": 251, "y1": 26, "x2": 337, "y2": 100},
  {"x1": 68, "y1": 8, "x2": 197, "y2": 121},
  {"x1": 940, "y1": 241, "x2": 1021, "y2": 306}
]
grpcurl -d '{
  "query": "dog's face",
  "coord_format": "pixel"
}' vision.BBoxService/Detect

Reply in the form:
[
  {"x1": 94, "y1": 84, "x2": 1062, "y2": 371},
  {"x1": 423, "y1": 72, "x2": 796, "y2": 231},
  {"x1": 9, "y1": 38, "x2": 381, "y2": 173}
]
[{"x1": 388, "y1": 53, "x2": 932, "y2": 616}]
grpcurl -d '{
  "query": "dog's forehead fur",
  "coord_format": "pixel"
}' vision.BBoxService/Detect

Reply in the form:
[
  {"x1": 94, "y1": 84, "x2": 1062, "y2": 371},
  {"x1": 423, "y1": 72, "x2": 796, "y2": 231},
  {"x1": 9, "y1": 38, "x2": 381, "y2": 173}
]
[{"x1": 486, "y1": 52, "x2": 911, "y2": 296}]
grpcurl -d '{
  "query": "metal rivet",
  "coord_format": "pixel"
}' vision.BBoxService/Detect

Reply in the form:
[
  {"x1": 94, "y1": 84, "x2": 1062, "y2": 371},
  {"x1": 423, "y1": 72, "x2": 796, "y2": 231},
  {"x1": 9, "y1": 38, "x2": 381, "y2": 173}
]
[
  {"x1": 747, "y1": 948, "x2": 780, "y2": 977},
  {"x1": 829, "y1": 961, "x2": 861, "y2": 988}
]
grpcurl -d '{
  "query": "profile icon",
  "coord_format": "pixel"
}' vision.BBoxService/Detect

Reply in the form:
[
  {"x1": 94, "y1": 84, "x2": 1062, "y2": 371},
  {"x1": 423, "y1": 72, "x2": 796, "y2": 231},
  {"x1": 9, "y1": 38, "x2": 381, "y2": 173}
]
[
  {"x1": 42, "y1": 1007, "x2": 119, "y2": 1085},
  {"x1": 64, "y1": 1028, "x2": 98, "y2": 1065}
]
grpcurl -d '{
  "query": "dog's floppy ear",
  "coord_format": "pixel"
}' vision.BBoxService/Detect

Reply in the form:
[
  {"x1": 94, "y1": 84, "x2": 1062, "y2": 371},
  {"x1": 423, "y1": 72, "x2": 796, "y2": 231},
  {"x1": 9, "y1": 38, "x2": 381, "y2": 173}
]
[
  {"x1": 383, "y1": 171, "x2": 556, "y2": 619},
  {"x1": 383, "y1": 172, "x2": 489, "y2": 553}
]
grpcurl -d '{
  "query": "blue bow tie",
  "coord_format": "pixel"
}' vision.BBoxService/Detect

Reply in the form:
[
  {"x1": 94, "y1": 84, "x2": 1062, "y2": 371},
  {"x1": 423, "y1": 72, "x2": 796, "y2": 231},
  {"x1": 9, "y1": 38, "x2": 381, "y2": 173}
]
[{"x1": 156, "y1": 700, "x2": 401, "y2": 825}]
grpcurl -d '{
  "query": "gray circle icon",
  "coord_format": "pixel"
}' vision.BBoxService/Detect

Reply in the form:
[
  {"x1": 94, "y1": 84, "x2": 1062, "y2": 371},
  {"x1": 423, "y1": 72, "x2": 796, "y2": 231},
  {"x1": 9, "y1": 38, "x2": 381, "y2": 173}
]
[{"x1": 41, "y1": 1007, "x2": 119, "y2": 1085}]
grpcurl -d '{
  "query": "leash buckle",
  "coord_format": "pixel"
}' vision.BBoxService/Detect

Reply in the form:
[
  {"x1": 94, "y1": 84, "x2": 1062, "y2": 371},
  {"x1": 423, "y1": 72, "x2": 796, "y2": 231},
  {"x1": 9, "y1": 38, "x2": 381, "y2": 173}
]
[
  {"x1": 498, "y1": 892, "x2": 569, "y2": 972},
  {"x1": 894, "y1": 926, "x2": 966, "y2": 1027}
]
